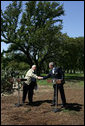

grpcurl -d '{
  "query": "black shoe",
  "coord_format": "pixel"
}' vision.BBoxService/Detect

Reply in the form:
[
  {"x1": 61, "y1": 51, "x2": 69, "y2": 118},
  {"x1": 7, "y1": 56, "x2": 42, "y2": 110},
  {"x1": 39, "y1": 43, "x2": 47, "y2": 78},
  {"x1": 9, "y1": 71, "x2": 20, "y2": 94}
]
[
  {"x1": 28, "y1": 102, "x2": 33, "y2": 106},
  {"x1": 61, "y1": 104, "x2": 66, "y2": 108}
]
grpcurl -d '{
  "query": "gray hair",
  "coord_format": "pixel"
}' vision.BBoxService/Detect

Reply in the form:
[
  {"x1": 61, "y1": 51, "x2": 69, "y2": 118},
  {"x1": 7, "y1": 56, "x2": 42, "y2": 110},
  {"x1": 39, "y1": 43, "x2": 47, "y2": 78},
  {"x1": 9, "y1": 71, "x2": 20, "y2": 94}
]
[
  {"x1": 32, "y1": 65, "x2": 36, "y2": 68},
  {"x1": 49, "y1": 62, "x2": 54, "y2": 66}
]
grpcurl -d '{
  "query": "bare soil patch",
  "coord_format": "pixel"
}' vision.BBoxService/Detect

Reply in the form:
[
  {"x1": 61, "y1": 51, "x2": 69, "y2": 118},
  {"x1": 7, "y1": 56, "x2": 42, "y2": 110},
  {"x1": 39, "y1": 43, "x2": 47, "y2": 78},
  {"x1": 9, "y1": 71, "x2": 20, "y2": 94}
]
[{"x1": 1, "y1": 83, "x2": 84, "y2": 125}]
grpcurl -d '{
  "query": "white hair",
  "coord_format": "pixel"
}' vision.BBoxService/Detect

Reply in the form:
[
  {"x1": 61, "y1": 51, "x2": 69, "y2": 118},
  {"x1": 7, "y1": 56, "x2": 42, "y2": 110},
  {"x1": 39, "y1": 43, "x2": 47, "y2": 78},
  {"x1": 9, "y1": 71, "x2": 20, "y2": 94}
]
[
  {"x1": 32, "y1": 65, "x2": 36, "y2": 68},
  {"x1": 49, "y1": 62, "x2": 54, "y2": 66}
]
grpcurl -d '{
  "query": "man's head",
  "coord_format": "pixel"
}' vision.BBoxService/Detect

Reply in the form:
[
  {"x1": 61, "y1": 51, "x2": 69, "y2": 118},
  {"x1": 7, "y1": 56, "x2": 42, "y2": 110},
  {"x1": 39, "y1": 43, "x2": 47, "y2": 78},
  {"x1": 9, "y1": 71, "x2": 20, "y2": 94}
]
[
  {"x1": 49, "y1": 62, "x2": 54, "y2": 69},
  {"x1": 32, "y1": 65, "x2": 36, "y2": 71}
]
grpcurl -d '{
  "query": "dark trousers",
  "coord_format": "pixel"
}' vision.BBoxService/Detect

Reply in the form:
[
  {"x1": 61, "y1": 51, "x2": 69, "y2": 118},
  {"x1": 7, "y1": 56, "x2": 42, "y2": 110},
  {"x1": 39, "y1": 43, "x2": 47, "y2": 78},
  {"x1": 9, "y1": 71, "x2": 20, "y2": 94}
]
[
  {"x1": 53, "y1": 84, "x2": 66, "y2": 105},
  {"x1": 22, "y1": 82, "x2": 35, "y2": 103}
]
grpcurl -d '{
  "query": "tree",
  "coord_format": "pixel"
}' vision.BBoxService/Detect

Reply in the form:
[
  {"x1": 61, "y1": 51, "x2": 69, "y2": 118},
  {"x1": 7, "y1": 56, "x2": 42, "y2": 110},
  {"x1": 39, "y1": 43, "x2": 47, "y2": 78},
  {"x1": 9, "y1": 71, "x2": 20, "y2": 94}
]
[
  {"x1": 52, "y1": 33, "x2": 84, "y2": 73},
  {"x1": 57, "y1": 34, "x2": 84, "y2": 73},
  {"x1": 1, "y1": 1, "x2": 64, "y2": 75},
  {"x1": 75, "y1": 37, "x2": 84, "y2": 73}
]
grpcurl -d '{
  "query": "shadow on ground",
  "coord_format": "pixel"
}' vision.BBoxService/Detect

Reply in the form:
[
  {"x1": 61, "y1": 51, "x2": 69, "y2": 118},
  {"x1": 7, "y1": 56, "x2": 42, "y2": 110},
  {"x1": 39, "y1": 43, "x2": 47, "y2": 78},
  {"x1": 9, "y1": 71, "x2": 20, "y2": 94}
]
[
  {"x1": 27, "y1": 100, "x2": 52, "y2": 106},
  {"x1": 63, "y1": 103, "x2": 83, "y2": 111},
  {"x1": 26, "y1": 100, "x2": 82, "y2": 112}
]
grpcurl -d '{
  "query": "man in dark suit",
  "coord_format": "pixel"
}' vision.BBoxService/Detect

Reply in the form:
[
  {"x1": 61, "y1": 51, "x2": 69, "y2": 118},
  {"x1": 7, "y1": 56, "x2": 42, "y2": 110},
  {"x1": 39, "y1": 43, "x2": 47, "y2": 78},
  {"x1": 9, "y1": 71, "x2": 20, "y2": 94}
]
[{"x1": 43, "y1": 62, "x2": 66, "y2": 108}]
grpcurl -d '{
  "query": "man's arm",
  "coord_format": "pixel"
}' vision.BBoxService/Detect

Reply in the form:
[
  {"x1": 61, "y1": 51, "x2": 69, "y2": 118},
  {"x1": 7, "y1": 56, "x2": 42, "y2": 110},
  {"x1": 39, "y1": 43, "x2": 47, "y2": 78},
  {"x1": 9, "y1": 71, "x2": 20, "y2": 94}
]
[
  {"x1": 17, "y1": 77, "x2": 43, "y2": 82},
  {"x1": 43, "y1": 73, "x2": 51, "y2": 79},
  {"x1": 31, "y1": 72, "x2": 43, "y2": 80}
]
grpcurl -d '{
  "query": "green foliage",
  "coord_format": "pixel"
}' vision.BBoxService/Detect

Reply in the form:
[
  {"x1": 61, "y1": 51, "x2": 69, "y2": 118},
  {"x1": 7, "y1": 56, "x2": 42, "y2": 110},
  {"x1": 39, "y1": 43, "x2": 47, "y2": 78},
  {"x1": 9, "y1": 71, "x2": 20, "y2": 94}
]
[
  {"x1": 1, "y1": 78, "x2": 13, "y2": 93},
  {"x1": 6, "y1": 61, "x2": 29, "y2": 71},
  {"x1": 1, "y1": 1, "x2": 84, "y2": 75},
  {"x1": 1, "y1": 1, "x2": 64, "y2": 75},
  {"x1": 1, "y1": 70, "x2": 13, "y2": 93},
  {"x1": 53, "y1": 34, "x2": 84, "y2": 73}
]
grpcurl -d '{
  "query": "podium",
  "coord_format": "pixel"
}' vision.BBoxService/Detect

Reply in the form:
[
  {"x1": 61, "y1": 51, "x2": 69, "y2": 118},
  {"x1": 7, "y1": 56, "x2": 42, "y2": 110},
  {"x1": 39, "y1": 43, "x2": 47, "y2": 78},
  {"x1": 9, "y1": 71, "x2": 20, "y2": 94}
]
[
  {"x1": 14, "y1": 81, "x2": 23, "y2": 107},
  {"x1": 52, "y1": 79, "x2": 62, "y2": 112},
  {"x1": 53, "y1": 83, "x2": 61, "y2": 112}
]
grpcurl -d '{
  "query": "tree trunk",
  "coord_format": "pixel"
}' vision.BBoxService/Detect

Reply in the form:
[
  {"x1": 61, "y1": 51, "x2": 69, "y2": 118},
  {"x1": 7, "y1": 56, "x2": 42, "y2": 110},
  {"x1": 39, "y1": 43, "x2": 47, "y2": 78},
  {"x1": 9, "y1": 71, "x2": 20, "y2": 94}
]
[
  {"x1": 73, "y1": 69, "x2": 76, "y2": 74},
  {"x1": 67, "y1": 69, "x2": 69, "y2": 73},
  {"x1": 70, "y1": 69, "x2": 73, "y2": 74},
  {"x1": 36, "y1": 65, "x2": 41, "y2": 76}
]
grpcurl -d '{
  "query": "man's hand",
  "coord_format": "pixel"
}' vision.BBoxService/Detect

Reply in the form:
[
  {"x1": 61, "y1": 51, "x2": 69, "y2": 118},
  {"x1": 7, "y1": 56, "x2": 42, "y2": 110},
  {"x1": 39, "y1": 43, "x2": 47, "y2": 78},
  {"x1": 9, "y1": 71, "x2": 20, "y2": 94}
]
[
  {"x1": 38, "y1": 76, "x2": 43, "y2": 80},
  {"x1": 16, "y1": 78, "x2": 21, "y2": 82},
  {"x1": 56, "y1": 79, "x2": 62, "y2": 84}
]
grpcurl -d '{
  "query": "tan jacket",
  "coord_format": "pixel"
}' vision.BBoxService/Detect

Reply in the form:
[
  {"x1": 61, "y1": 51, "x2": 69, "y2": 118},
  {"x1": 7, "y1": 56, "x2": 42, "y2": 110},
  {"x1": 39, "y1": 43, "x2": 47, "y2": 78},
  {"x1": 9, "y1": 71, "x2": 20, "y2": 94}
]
[{"x1": 24, "y1": 68, "x2": 38, "y2": 85}]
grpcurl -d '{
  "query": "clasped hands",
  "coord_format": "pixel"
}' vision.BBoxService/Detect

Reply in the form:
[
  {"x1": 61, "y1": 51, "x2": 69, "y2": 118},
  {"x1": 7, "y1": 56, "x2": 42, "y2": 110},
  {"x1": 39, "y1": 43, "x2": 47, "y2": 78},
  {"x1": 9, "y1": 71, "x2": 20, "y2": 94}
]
[{"x1": 37, "y1": 76, "x2": 43, "y2": 80}]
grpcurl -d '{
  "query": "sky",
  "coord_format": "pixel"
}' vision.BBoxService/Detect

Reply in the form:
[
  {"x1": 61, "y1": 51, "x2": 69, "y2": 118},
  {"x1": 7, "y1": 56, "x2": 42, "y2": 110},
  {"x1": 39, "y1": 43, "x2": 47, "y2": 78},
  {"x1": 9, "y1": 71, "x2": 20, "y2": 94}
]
[{"x1": 1, "y1": 1, "x2": 84, "y2": 52}]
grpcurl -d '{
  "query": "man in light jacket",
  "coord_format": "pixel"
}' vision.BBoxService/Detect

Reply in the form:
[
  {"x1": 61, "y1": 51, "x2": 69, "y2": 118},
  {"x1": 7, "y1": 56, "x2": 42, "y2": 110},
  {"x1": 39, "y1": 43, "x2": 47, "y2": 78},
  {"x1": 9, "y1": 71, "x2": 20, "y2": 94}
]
[{"x1": 22, "y1": 65, "x2": 43, "y2": 105}]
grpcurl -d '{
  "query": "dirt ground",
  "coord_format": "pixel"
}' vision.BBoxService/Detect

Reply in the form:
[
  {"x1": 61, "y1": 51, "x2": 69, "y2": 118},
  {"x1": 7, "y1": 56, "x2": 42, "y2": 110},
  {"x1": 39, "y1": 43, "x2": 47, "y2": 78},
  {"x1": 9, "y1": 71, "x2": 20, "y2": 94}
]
[{"x1": 1, "y1": 82, "x2": 84, "y2": 125}]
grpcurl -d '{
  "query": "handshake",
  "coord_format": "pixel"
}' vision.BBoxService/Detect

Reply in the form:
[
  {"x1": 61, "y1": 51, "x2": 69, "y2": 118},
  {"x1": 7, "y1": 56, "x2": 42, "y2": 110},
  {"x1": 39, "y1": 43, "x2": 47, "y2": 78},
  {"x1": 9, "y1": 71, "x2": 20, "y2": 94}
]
[
  {"x1": 16, "y1": 77, "x2": 43, "y2": 82},
  {"x1": 37, "y1": 76, "x2": 43, "y2": 80}
]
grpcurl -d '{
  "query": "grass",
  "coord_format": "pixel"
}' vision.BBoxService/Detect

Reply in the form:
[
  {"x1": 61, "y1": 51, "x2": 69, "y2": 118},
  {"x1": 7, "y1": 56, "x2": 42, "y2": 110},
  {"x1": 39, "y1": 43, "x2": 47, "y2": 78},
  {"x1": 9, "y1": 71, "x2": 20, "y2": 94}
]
[
  {"x1": 62, "y1": 108, "x2": 70, "y2": 112},
  {"x1": 41, "y1": 73, "x2": 84, "y2": 77},
  {"x1": 37, "y1": 79, "x2": 52, "y2": 86},
  {"x1": 61, "y1": 108, "x2": 79, "y2": 115},
  {"x1": 78, "y1": 81, "x2": 84, "y2": 86},
  {"x1": 37, "y1": 72, "x2": 84, "y2": 87},
  {"x1": 37, "y1": 80, "x2": 84, "y2": 88},
  {"x1": 65, "y1": 73, "x2": 84, "y2": 77}
]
